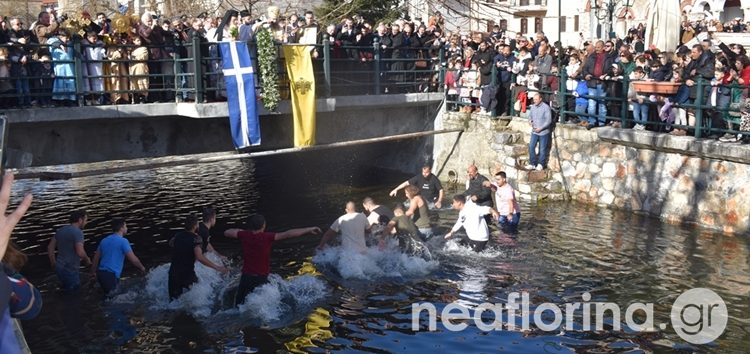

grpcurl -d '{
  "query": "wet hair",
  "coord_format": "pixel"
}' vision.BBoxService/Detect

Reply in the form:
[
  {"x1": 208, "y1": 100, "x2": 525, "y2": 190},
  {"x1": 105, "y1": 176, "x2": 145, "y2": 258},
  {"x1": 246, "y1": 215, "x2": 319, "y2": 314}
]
[
  {"x1": 405, "y1": 185, "x2": 420, "y2": 196},
  {"x1": 111, "y1": 218, "x2": 126, "y2": 233},
  {"x1": 69, "y1": 210, "x2": 87, "y2": 223},
  {"x1": 494, "y1": 171, "x2": 507, "y2": 179},
  {"x1": 202, "y1": 207, "x2": 216, "y2": 222},
  {"x1": 452, "y1": 194, "x2": 466, "y2": 204},
  {"x1": 184, "y1": 215, "x2": 199, "y2": 230},
  {"x1": 248, "y1": 214, "x2": 266, "y2": 231}
]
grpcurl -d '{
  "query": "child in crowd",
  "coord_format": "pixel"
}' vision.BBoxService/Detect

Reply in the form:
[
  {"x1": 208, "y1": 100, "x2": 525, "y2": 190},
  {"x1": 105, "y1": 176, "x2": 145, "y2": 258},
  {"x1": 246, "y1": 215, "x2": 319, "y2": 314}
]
[
  {"x1": 604, "y1": 63, "x2": 624, "y2": 127},
  {"x1": 37, "y1": 55, "x2": 54, "y2": 108},
  {"x1": 129, "y1": 36, "x2": 149, "y2": 104},
  {"x1": 82, "y1": 31, "x2": 107, "y2": 105},
  {"x1": 444, "y1": 59, "x2": 461, "y2": 111},
  {"x1": 628, "y1": 67, "x2": 649, "y2": 130}
]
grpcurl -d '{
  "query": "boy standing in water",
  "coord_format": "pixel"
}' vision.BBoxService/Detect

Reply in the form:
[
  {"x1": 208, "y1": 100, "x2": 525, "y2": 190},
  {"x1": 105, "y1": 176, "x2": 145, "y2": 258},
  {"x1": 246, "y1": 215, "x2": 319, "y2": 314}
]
[
  {"x1": 168, "y1": 216, "x2": 227, "y2": 301},
  {"x1": 444, "y1": 194, "x2": 500, "y2": 252},
  {"x1": 224, "y1": 215, "x2": 320, "y2": 306}
]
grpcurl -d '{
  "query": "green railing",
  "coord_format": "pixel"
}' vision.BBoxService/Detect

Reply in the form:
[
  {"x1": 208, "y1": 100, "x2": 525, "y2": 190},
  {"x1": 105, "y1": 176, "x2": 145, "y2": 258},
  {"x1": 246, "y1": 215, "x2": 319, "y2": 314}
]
[{"x1": 0, "y1": 35, "x2": 445, "y2": 108}]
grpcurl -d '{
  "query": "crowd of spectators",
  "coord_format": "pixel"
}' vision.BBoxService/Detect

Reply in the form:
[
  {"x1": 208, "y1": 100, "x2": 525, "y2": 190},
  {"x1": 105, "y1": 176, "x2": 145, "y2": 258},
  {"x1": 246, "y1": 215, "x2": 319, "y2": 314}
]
[
  {"x1": 0, "y1": 7, "x2": 749, "y2": 140},
  {"x1": 443, "y1": 18, "x2": 750, "y2": 142}
]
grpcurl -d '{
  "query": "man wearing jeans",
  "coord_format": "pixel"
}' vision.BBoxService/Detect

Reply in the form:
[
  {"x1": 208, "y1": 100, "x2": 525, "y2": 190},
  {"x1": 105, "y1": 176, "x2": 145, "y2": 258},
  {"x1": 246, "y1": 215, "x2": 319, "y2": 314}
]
[
  {"x1": 525, "y1": 93, "x2": 553, "y2": 171},
  {"x1": 582, "y1": 41, "x2": 613, "y2": 128},
  {"x1": 483, "y1": 171, "x2": 521, "y2": 232},
  {"x1": 47, "y1": 210, "x2": 91, "y2": 293}
]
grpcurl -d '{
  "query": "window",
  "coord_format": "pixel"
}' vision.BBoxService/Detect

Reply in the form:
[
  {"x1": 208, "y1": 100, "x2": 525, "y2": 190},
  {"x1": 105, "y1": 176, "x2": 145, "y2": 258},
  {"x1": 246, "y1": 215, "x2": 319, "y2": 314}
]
[
  {"x1": 487, "y1": 20, "x2": 495, "y2": 32},
  {"x1": 534, "y1": 17, "x2": 543, "y2": 33},
  {"x1": 500, "y1": 19, "x2": 508, "y2": 30},
  {"x1": 560, "y1": 16, "x2": 566, "y2": 32},
  {"x1": 520, "y1": 0, "x2": 529, "y2": 5},
  {"x1": 521, "y1": 18, "x2": 528, "y2": 34},
  {"x1": 574, "y1": 15, "x2": 579, "y2": 32}
]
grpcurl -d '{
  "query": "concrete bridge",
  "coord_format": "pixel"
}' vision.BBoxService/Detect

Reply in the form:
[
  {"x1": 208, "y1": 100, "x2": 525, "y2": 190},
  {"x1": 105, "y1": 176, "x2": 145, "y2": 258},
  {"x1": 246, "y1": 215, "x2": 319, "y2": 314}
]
[{"x1": 6, "y1": 93, "x2": 443, "y2": 168}]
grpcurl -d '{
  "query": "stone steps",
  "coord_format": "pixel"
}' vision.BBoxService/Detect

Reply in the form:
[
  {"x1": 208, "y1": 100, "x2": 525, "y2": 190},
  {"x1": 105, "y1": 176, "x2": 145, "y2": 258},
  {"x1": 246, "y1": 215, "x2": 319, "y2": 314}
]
[{"x1": 493, "y1": 141, "x2": 569, "y2": 202}]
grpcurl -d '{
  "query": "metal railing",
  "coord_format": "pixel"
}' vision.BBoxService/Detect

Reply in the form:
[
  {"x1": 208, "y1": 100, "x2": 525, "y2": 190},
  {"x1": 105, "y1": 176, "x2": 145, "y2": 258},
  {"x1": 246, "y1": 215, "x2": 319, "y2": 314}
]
[{"x1": 0, "y1": 35, "x2": 445, "y2": 108}]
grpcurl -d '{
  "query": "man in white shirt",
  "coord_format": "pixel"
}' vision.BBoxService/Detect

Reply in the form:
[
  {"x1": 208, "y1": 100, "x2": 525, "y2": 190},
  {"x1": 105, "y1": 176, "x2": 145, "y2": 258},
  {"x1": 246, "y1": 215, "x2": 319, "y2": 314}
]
[
  {"x1": 444, "y1": 194, "x2": 499, "y2": 252},
  {"x1": 483, "y1": 171, "x2": 521, "y2": 232},
  {"x1": 318, "y1": 201, "x2": 370, "y2": 252}
]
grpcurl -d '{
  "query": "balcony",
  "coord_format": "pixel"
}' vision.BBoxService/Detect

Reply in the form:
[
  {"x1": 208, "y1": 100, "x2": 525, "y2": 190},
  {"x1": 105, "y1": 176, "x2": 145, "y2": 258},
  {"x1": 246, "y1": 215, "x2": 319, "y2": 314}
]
[{"x1": 509, "y1": 0, "x2": 548, "y2": 16}]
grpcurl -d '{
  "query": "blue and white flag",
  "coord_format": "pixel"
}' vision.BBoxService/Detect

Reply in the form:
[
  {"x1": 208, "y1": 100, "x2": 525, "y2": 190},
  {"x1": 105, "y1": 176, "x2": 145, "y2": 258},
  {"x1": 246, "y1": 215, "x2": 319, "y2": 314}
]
[{"x1": 220, "y1": 41, "x2": 261, "y2": 149}]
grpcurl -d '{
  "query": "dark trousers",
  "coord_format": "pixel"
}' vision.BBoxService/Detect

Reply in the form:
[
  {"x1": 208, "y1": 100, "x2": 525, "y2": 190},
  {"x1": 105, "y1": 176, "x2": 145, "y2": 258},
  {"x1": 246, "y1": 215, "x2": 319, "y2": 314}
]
[
  {"x1": 460, "y1": 236, "x2": 488, "y2": 253},
  {"x1": 235, "y1": 274, "x2": 269, "y2": 306},
  {"x1": 97, "y1": 270, "x2": 119, "y2": 295},
  {"x1": 497, "y1": 81, "x2": 512, "y2": 116},
  {"x1": 168, "y1": 270, "x2": 198, "y2": 300}
]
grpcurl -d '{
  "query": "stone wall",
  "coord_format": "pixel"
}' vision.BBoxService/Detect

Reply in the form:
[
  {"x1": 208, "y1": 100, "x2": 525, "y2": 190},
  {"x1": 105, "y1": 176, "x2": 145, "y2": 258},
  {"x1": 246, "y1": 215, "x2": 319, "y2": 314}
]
[{"x1": 433, "y1": 112, "x2": 750, "y2": 234}]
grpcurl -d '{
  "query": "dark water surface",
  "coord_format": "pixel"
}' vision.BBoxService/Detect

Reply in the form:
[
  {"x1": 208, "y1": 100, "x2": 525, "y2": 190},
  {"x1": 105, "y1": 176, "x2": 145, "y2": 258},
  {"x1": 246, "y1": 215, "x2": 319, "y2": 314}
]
[{"x1": 9, "y1": 144, "x2": 750, "y2": 353}]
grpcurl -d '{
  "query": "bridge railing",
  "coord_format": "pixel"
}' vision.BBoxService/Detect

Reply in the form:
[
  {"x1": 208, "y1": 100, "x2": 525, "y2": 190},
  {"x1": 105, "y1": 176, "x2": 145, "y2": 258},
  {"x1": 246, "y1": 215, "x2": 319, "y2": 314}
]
[{"x1": 0, "y1": 35, "x2": 445, "y2": 108}]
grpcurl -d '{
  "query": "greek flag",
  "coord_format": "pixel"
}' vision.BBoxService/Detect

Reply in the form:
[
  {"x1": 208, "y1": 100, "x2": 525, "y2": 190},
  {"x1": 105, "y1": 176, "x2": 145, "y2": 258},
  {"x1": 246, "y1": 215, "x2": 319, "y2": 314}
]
[{"x1": 220, "y1": 41, "x2": 261, "y2": 149}]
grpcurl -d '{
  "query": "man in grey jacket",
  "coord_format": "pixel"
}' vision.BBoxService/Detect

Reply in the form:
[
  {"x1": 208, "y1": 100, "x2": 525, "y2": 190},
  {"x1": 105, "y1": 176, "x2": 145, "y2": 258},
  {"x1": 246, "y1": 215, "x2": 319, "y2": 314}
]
[{"x1": 525, "y1": 93, "x2": 553, "y2": 171}]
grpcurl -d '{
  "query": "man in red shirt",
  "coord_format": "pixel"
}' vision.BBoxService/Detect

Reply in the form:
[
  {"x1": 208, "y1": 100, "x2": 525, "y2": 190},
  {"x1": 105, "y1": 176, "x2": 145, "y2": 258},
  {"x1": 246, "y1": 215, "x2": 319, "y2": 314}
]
[{"x1": 224, "y1": 214, "x2": 321, "y2": 306}]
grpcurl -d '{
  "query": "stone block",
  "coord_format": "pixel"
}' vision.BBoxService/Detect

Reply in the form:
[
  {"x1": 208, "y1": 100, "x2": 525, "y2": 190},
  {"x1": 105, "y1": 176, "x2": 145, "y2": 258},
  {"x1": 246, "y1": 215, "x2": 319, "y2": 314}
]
[
  {"x1": 518, "y1": 183, "x2": 532, "y2": 194},
  {"x1": 616, "y1": 164, "x2": 626, "y2": 179},
  {"x1": 601, "y1": 178, "x2": 615, "y2": 191},
  {"x1": 527, "y1": 170, "x2": 550, "y2": 183},
  {"x1": 598, "y1": 145, "x2": 611, "y2": 158},
  {"x1": 544, "y1": 181, "x2": 564, "y2": 193},
  {"x1": 548, "y1": 158, "x2": 561, "y2": 172},
  {"x1": 561, "y1": 150, "x2": 573, "y2": 160},
  {"x1": 599, "y1": 192, "x2": 615, "y2": 205},
  {"x1": 575, "y1": 163, "x2": 588, "y2": 178},
  {"x1": 573, "y1": 180, "x2": 591, "y2": 193},
  {"x1": 562, "y1": 161, "x2": 576, "y2": 177},
  {"x1": 588, "y1": 163, "x2": 602, "y2": 174},
  {"x1": 611, "y1": 146, "x2": 627, "y2": 160},
  {"x1": 494, "y1": 132, "x2": 518, "y2": 145},
  {"x1": 601, "y1": 162, "x2": 618, "y2": 178},
  {"x1": 504, "y1": 156, "x2": 518, "y2": 167},
  {"x1": 552, "y1": 173, "x2": 564, "y2": 183},
  {"x1": 573, "y1": 152, "x2": 583, "y2": 162}
]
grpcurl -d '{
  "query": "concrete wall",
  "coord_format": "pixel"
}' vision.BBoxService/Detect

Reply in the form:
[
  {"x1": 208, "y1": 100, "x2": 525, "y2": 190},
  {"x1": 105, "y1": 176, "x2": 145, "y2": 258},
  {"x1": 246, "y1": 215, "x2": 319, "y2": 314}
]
[
  {"x1": 433, "y1": 113, "x2": 750, "y2": 234},
  {"x1": 7, "y1": 93, "x2": 442, "y2": 168}
]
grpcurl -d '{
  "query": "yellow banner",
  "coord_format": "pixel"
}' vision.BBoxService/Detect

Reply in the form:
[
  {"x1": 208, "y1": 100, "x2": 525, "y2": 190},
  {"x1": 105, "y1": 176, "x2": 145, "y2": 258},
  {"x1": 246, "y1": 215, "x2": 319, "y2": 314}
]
[{"x1": 283, "y1": 45, "x2": 316, "y2": 147}]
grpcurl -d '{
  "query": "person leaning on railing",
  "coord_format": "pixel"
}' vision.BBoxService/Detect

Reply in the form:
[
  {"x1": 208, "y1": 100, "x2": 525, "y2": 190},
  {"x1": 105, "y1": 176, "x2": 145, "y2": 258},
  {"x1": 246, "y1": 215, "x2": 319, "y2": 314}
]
[{"x1": 683, "y1": 44, "x2": 715, "y2": 134}]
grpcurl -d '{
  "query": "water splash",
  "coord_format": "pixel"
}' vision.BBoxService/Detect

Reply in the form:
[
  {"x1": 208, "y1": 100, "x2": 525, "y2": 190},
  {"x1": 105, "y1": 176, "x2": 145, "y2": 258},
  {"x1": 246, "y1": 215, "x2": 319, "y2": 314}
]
[
  {"x1": 237, "y1": 274, "x2": 328, "y2": 322},
  {"x1": 441, "y1": 239, "x2": 506, "y2": 258},
  {"x1": 312, "y1": 243, "x2": 438, "y2": 280}
]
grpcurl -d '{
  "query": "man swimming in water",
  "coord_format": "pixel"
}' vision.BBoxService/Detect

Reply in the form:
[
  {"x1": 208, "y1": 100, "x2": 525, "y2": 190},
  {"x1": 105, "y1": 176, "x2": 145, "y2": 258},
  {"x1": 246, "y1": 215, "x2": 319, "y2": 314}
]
[
  {"x1": 168, "y1": 215, "x2": 228, "y2": 301},
  {"x1": 444, "y1": 194, "x2": 500, "y2": 252},
  {"x1": 225, "y1": 215, "x2": 321, "y2": 306},
  {"x1": 389, "y1": 164, "x2": 445, "y2": 209},
  {"x1": 318, "y1": 201, "x2": 370, "y2": 252}
]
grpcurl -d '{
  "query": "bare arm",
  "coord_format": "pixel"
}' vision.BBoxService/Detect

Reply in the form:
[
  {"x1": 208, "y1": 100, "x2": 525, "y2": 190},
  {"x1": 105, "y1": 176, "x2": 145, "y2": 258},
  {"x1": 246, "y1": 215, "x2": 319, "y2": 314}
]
[
  {"x1": 389, "y1": 180, "x2": 410, "y2": 197},
  {"x1": 90, "y1": 250, "x2": 100, "y2": 276},
  {"x1": 317, "y1": 229, "x2": 338, "y2": 249},
  {"x1": 125, "y1": 251, "x2": 146, "y2": 273},
  {"x1": 47, "y1": 237, "x2": 56, "y2": 268},
  {"x1": 75, "y1": 242, "x2": 91, "y2": 266},
  {"x1": 224, "y1": 228, "x2": 243, "y2": 238},
  {"x1": 194, "y1": 246, "x2": 227, "y2": 273},
  {"x1": 205, "y1": 242, "x2": 225, "y2": 259},
  {"x1": 436, "y1": 189, "x2": 445, "y2": 208},
  {"x1": 276, "y1": 227, "x2": 321, "y2": 241}
]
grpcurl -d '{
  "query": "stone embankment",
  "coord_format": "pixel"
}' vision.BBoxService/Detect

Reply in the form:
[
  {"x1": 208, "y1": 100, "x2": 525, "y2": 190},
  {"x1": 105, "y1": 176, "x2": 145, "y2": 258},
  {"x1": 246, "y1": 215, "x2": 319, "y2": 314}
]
[{"x1": 434, "y1": 112, "x2": 750, "y2": 234}]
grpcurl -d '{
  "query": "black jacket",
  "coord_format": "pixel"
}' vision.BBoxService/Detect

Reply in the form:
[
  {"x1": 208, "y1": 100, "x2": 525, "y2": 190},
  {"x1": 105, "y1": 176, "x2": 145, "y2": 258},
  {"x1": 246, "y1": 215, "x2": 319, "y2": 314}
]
[{"x1": 583, "y1": 52, "x2": 615, "y2": 88}]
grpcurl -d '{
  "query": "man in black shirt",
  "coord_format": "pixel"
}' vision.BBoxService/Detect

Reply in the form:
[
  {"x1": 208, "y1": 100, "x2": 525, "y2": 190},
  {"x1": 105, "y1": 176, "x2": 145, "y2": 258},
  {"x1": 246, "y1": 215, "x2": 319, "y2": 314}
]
[
  {"x1": 389, "y1": 165, "x2": 444, "y2": 209},
  {"x1": 197, "y1": 207, "x2": 226, "y2": 259},
  {"x1": 168, "y1": 216, "x2": 227, "y2": 301},
  {"x1": 362, "y1": 197, "x2": 395, "y2": 226},
  {"x1": 464, "y1": 164, "x2": 493, "y2": 207}
]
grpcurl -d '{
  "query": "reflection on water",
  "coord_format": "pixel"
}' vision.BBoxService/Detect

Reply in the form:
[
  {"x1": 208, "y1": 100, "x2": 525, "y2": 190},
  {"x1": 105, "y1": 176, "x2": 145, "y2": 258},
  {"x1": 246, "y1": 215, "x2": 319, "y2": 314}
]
[{"x1": 9, "y1": 145, "x2": 750, "y2": 353}]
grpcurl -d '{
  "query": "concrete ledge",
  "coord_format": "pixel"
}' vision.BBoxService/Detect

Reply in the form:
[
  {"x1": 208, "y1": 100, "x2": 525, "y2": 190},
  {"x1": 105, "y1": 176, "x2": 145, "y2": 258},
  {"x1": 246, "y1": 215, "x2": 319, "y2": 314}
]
[
  {"x1": 5, "y1": 93, "x2": 444, "y2": 123},
  {"x1": 597, "y1": 127, "x2": 750, "y2": 165}
]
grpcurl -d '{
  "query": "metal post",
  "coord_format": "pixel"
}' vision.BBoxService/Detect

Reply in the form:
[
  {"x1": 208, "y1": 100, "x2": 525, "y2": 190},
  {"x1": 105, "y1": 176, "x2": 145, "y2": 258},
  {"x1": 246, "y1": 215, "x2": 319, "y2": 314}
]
[
  {"x1": 621, "y1": 75, "x2": 629, "y2": 127},
  {"x1": 490, "y1": 65, "x2": 497, "y2": 117},
  {"x1": 323, "y1": 35, "x2": 331, "y2": 97},
  {"x1": 73, "y1": 38, "x2": 84, "y2": 106},
  {"x1": 192, "y1": 31, "x2": 204, "y2": 103},
  {"x1": 559, "y1": 69, "x2": 566, "y2": 124},
  {"x1": 438, "y1": 45, "x2": 446, "y2": 92},
  {"x1": 694, "y1": 79, "x2": 703, "y2": 138},
  {"x1": 558, "y1": 0, "x2": 562, "y2": 44},
  {"x1": 373, "y1": 36, "x2": 381, "y2": 95}
]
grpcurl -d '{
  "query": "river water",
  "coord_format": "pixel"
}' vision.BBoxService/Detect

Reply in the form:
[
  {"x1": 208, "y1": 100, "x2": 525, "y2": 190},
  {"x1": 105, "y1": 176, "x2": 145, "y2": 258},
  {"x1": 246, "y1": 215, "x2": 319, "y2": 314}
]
[{"x1": 10, "y1": 144, "x2": 750, "y2": 353}]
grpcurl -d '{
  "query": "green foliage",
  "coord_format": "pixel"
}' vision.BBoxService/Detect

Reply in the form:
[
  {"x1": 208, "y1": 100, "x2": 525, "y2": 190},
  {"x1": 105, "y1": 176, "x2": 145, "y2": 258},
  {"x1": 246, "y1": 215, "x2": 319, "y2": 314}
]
[
  {"x1": 314, "y1": 0, "x2": 403, "y2": 26},
  {"x1": 256, "y1": 28, "x2": 280, "y2": 112}
]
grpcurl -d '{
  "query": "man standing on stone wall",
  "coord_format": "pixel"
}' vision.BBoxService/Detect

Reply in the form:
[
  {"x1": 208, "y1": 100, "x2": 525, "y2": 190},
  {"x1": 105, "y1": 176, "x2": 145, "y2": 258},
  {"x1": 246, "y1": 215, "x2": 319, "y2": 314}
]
[{"x1": 525, "y1": 93, "x2": 552, "y2": 171}]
